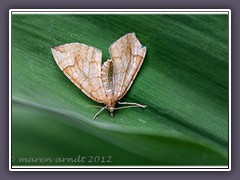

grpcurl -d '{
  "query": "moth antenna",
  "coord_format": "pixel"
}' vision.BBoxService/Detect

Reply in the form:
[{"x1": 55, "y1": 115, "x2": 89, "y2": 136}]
[
  {"x1": 87, "y1": 105, "x2": 105, "y2": 108},
  {"x1": 114, "y1": 105, "x2": 147, "y2": 110},
  {"x1": 118, "y1": 102, "x2": 147, "y2": 108},
  {"x1": 93, "y1": 106, "x2": 108, "y2": 120}
]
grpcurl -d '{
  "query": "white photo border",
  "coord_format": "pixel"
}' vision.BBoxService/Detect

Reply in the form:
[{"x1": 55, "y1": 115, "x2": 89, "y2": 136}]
[{"x1": 9, "y1": 9, "x2": 231, "y2": 171}]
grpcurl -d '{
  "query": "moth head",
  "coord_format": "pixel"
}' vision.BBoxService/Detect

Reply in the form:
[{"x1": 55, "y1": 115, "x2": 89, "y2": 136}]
[{"x1": 108, "y1": 106, "x2": 115, "y2": 117}]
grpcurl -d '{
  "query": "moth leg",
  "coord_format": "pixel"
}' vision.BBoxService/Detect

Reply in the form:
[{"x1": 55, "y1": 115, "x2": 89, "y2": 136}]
[
  {"x1": 93, "y1": 106, "x2": 107, "y2": 120},
  {"x1": 118, "y1": 102, "x2": 147, "y2": 108}
]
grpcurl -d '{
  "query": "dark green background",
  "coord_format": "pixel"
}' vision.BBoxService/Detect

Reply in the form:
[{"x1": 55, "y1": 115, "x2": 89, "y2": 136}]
[{"x1": 12, "y1": 14, "x2": 229, "y2": 166}]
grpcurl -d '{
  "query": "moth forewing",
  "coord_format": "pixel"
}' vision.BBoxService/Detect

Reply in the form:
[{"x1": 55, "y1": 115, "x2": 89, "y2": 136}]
[
  {"x1": 51, "y1": 43, "x2": 106, "y2": 103},
  {"x1": 109, "y1": 33, "x2": 147, "y2": 100}
]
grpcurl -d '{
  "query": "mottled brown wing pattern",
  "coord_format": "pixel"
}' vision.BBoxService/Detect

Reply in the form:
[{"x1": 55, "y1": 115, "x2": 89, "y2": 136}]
[
  {"x1": 109, "y1": 33, "x2": 147, "y2": 101},
  {"x1": 51, "y1": 43, "x2": 106, "y2": 103}
]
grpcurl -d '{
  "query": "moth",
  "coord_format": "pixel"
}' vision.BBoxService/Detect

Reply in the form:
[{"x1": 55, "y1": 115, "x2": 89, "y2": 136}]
[{"x1": 51, "y1": 33, "x2": 147, "y2": 120}]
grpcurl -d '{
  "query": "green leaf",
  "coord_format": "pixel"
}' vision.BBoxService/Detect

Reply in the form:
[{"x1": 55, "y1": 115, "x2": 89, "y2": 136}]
[{"x1": 12, "y1": 14, "x2": 229, "y2": 166}]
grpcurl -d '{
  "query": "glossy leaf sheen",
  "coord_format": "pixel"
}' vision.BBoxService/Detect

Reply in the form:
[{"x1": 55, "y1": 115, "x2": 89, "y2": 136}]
[{"x1": 12, "y1": 14, "x2": 228, "y2": 165}]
